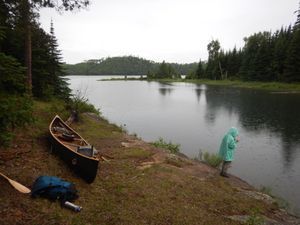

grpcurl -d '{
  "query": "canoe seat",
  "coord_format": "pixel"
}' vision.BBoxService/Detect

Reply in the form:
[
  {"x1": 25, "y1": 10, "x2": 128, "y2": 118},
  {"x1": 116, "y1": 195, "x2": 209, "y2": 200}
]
[
  {"x1": 77, "y1": 145, "x2": 94, "y2": 157},
  {"x1": 61, "y1": 133, "x2": 76, "y2": 141},
  {"x1": 53, "y1": 126, "x2": 70, "y2": 134}
]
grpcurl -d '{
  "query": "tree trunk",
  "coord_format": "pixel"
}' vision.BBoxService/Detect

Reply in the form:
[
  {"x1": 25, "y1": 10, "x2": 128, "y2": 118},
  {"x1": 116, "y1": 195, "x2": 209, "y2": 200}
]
[
  {"x1": 21, "y1": 0, "x2": 32, "y2": 94},
  {"x1": 25, "y1": 22, "x2": 32, "y2": 93},
  {"x1": 218, "y1": 61, "x2": 224, "y2": 80}
]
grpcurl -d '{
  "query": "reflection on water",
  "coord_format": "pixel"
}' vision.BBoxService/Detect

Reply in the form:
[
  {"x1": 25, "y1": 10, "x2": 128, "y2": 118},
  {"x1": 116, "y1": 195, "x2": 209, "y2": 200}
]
[
  {"x1": 158, "y1": 82, "x2": 174, "y2": 96},
  {"x1": 158, "y1": 88, "x2": 173, "y2": 96},
  {"x1": 203, "y1": 86, "x2": 300, "y2": 168},
  {"x1": 67, "y1": 76, "x2": 300, "y2": 215}
]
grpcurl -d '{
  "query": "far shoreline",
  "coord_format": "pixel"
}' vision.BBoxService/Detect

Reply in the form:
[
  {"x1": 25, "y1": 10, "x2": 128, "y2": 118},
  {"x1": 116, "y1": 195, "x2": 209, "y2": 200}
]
[{"x1": 94, "y1": 75, "x2": 300, "y2": 93}]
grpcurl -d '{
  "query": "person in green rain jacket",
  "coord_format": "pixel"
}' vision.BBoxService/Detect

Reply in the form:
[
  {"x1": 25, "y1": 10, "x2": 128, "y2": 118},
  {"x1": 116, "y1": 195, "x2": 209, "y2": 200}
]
[{"x1": 218, "y1": 127, "x2": 239, "y2": 177}]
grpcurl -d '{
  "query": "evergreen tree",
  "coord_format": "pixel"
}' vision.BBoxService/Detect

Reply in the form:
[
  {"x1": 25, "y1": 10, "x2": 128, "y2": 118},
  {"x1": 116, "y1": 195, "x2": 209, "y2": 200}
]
[
  {"x1": 0, "y1": 18, "x2": 32, "y2": 144},
  {"x1": 0, "y1": 0, "x2": 89, "y2": 144},
  {"x1": 239, "y1": 34, "x2": 261, "y2": 81},
  {"x1": 156, "y1": 61, "x2": 168, "y2": 78},
  {"x1": 282, "y1": 4, "x2": 300, "y2": 82},
  {"x1": 195, "y1": 60, "x2": 204, "y2": 79},
  {"x1": 273, "y1": 27, "x2": 292, "y2": 81},
  {"x1": 205, "y1": 39, "x2": 221, "y2": 80},
  {"x1": 284, "y1": 20, "x2": 300, "y2": 82},
  {"x1": 253, "y1": 32, "x2": 274, "y2": 81},
  {"x1": 48, "y1": 20, "x2": 70, "y2": 99},
  {"x1": 30, "y1": 21, "x2": 70, "y2": 99},
  {"x1": 294, "y1": 2, "x2": 300, "y2": 29},
  {"x1": 147, "y1": 70, "x2": 156, "y2": 79},
  {"x1": 11, "y1": 0, "x2": 90, "y2": 94}
]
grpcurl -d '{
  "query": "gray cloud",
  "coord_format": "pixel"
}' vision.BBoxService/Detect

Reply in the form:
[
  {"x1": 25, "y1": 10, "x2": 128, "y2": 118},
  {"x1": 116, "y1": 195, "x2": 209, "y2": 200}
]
[{"x1": 39, "y1": 0, "x2": 299, "y2": 64}]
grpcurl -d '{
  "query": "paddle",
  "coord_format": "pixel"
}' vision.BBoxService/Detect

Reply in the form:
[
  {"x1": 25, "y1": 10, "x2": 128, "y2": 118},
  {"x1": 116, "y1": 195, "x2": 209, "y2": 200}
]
[{"x1": 0, "y1": 172, "x2": 31, "y2": 194}]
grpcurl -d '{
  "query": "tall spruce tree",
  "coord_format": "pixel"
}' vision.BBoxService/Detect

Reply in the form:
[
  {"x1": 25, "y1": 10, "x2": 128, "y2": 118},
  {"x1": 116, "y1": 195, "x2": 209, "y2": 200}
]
[
  {"x1": 156, "y1": 61, "x2": 170, "y2": 78},
  {"x1": 30, "y1": 20, "x2": 70, "y2": 99},
  {"x1": 48, "y1": 20, "x2": 70, "y2": 99},
  {"x1": 16, "y1": 0, "x2": 89, "y2": 94},
  {"x1": 240, "y1": 34, "x2": 260, "y2": 81},
  {"x1": 205, "y1": 39, "x2": 221, "y2": 80},
  {"x1": 195, "y1": 60, "x2": 204, "y2": 79},
  {"x1": 284, "y1": 4, "x2": 300, "y2": 82},
  {"x1": 295, "y1": 2, "x2": 300, "y2": 28},
  {"x1": 253, "y1": 32, "x2": 274, "y2": 81},
  {"x1": 272, "y1": 27, "x2": 292, "y2": 81},
  {"x1": 226, "y1": 47, "x2": 242, "y2": 79}
]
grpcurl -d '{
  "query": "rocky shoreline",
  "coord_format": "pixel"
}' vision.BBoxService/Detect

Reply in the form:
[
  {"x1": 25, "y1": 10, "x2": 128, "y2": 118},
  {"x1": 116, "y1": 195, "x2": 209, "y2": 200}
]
[
  {"x1": 87, "y1": 112, "x2": 300, "y2": 224},
  {"x1": 0, "y1": 110, "x2": 299, "y2": 225}
]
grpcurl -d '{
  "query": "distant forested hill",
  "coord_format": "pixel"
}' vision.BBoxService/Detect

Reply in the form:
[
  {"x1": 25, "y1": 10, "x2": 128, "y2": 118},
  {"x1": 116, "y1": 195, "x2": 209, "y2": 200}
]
[{"x1": 63, "y1": 56, "x2": 197, "y2": 75}]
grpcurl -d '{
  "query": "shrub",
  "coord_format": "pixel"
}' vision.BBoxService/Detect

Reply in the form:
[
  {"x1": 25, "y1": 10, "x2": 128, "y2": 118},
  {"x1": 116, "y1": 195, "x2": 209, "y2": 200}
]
[
  {"x1": 151, "y1": 137, "x2": 180, "y2": 154},
  {"x1": 0, "y1": 53, "x2": 33, "y2": 145},
  {"x1": 0, "y1": 53, "x2": 26, "y2": 94},
  {"x1": 68, "y1": 89, "x2": 100, "y2": 121},
  {"x1": 0, "y1": 95, "x2": 33, "y2": 145},
  {"x1": 246, "y1": 208, "x2": 264, "y2": 225},
  {"x1": 202, "y1": 152, "x2": 223, "y2": 168}
]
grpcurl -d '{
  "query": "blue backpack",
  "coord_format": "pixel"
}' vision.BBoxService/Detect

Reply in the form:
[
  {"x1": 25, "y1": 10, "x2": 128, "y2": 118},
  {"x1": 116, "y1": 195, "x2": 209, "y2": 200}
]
[{"x1": 31, "y1": 176, "x2": 78, "y2": 202}]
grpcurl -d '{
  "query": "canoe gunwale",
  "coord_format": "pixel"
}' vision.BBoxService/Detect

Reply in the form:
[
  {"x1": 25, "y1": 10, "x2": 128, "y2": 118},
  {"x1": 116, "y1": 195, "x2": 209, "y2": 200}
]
[
  {"x1": 49, "y1": 115, "x2": 99, "y2": 183},
  {"x1": 49, "y1": 115, "x2": 99, "y2": 162}
]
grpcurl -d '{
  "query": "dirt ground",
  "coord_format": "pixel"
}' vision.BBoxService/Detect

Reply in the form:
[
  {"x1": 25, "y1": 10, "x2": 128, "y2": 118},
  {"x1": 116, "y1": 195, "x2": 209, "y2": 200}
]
[{"x1": 0, "y1": 109, "x2": 299, "y2": 225}]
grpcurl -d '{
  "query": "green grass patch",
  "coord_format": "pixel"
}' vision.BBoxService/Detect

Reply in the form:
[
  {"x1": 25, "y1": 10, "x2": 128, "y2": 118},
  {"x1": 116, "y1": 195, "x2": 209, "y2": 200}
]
[
  {"x1": 202, "y1": 152, "x2": 223, "y2": 168},
  {"x1": 30, "y1": 99, "x2": 69, "y2": 138},
  {"x1": 99, "y1": 76, "x2": 147, "y2": 81},
  {"x1": 246, "y1": 208, "x2": 265, "y2": 225},
  {"x1": 151, "y1": 137, "x2": 180, "y2": 154},
  {"x1": 75, "y1": 114, "x2": 122, "y2": 139},
  {"x1": 176, "y1": 79, "x2": 300, "y2": 92},
  {"x1": 101, "y1": 76, "x2": 300, "y2": 92}
]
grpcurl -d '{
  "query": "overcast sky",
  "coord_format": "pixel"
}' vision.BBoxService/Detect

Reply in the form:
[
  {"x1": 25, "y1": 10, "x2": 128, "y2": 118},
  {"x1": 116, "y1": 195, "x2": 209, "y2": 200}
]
[{"x1": 39, "y1": 0, "x2": 299, "y2": 64}]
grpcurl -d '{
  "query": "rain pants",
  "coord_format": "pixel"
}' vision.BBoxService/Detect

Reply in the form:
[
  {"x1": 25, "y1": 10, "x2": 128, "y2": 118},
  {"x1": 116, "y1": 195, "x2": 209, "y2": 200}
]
[{"x1": 218, "y1": 127, "x2": 239, "y2": 161}]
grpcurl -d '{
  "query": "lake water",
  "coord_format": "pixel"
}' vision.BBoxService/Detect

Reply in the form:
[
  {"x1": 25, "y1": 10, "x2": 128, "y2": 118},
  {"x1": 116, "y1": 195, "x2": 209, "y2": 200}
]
[{"x1": 67, "y1": 75, "x2": 300, "y2": 215}]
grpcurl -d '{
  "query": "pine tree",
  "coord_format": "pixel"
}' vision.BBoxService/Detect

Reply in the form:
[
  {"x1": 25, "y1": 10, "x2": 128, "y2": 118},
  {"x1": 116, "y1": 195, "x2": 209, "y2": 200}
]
[
  {"x1": 156, "y1": 61, "x2": 169, "y2": 78},
  {"x1": 240, "y1": 34, "x2": 261, "y2": 81},
  {"x1": 284, "y1": 28, "x2": 300, "y2": 82},
  {"x1": 12, "y1": 0, "x2": 90, "y2": 94},
  {"x1": 30, "y1": 20, "x2": 70, "y2": 99},
  {"x1": 195, "y1": 60, "x2": 204, "y2": 79},
  {"x1": 254, "y1": 32, "x2": 274, "y2": 81},
  {"x1": 282, "y1": 3, "x2": 300, "y2": 82},
  {"x1": 273, "y1": 27, "x2": 292, "y2": 81},
  {"x1": 222, "y1": 47, "x2": 242, "y2": 79},
  {"x1": 206, "y1": 39, "x2": 221, "y2": 80},
  {"x1": 48, "y1": 20, "x2": 70, "y2": 99},
  {"x1": 294, "y1": 2, "x2": 300, "y2": 29}
]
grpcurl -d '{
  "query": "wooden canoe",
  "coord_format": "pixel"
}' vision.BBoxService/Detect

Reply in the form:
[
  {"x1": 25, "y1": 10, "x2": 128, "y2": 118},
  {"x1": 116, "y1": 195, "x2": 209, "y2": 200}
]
[{"x1": 49, "y1": 115, "x2": 99, "y2": 183}]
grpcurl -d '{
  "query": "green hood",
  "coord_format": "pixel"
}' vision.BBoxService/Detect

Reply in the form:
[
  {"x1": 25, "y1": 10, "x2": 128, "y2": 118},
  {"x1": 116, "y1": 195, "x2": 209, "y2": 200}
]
[{"x1": 228, "y1": 127, "x2": 238, "y2": 138}]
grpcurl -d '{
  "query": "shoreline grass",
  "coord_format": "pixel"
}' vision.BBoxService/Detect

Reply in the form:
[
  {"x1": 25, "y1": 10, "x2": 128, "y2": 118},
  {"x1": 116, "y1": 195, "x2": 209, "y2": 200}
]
[
  {"x1": 99, "y1": 77, "x2": 300, "y2": 92},
  {"x1": 182, "y1": 79, "x2": 300, "y2": 92},
  {"x1": 151, "y1": 137, "x2": 180, "y2": 154}
]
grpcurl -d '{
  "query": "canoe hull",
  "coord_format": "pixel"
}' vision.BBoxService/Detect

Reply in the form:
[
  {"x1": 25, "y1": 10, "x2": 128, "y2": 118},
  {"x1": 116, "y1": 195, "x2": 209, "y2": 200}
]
[{"x1": 49, "y1": 116, "x2": 99, "y2": 183}]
